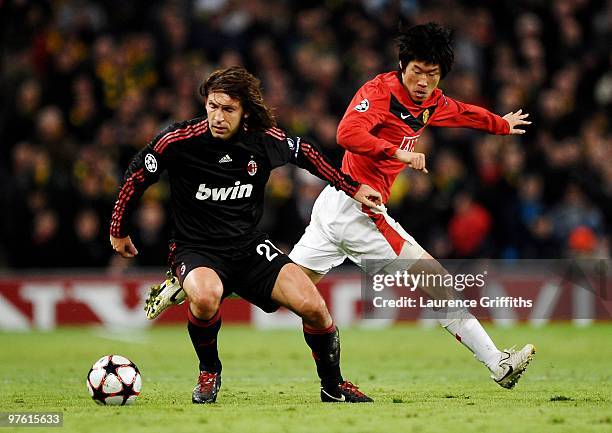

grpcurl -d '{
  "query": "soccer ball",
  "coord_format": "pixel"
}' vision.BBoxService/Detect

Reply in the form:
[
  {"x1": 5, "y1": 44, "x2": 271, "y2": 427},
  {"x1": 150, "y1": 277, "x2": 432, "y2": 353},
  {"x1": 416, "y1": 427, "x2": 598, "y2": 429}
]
[{"x1": 86, "y1": 355, "x2": 142, "y2": 405}]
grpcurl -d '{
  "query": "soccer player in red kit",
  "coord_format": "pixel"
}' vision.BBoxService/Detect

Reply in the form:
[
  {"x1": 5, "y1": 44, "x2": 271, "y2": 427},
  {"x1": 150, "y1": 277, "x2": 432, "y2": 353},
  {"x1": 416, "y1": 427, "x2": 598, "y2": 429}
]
[{"x1": 289, "y1": 22, "x2": 535, "y2": 389}]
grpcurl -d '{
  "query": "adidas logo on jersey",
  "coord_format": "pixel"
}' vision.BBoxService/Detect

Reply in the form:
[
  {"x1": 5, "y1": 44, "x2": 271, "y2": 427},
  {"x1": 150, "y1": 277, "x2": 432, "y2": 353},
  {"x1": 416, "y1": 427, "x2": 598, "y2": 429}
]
[
  {"x1": 195, "y1": 181, "x2": 253, "y2": 201},
  {"x1": 219, "y1": 154, "x2": 232, "y2": 163}
]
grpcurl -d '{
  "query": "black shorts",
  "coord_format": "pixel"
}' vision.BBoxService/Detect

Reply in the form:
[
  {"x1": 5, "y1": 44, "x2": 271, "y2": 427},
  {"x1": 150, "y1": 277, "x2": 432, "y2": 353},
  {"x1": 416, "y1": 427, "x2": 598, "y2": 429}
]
[{"x1": 173, "y1": 233, "x2": 292, "y2": 313}]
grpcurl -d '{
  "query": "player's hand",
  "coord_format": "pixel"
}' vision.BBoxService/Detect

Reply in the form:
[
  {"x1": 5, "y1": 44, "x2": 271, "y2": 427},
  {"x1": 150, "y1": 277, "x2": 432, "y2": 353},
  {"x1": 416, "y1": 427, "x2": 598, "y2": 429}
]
[
  {"x1": 110, "y1": 235, "x2": 139, "y2": 258},
  {"x1": 393, "y1": 150, "x2": 428, "y2": 173},
  {"x1": 354, "y1": 184, "x2": 383, "y2": 208},
  {"x1": 503, "y1": 109, "x2": 532, "y2": 134}
]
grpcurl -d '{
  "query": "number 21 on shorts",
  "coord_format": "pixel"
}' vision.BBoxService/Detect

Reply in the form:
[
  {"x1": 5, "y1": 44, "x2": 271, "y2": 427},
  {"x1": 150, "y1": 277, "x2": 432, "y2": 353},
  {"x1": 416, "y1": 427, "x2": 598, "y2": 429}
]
[{"x1": 256, "y1": 240, "x2": 283, "y2": 261}]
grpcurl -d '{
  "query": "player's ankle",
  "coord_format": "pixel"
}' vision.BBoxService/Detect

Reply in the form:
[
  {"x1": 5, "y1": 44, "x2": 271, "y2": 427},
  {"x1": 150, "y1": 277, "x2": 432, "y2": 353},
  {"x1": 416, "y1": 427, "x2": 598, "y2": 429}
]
[
  {"x1": 484, "y1": 352, "x2": 504, "y2": 375},
  {"x1": 199, "y1": 361, "x2": 222, "y2": 374},
  {"x1": 321, "y1": 375, "x2": 343, "y2": 389}
]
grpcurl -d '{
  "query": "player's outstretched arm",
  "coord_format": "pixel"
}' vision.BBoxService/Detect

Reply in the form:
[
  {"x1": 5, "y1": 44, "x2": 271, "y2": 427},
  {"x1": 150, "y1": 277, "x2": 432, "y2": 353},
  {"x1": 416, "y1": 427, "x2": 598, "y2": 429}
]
[
  {"x1": 353, "y1": 184, "x2": 383, "y2": 208},
  {"x1": 110, "y1": 235, "x2": 139, "y2": 258},
  {"x1": 502, "y1": 109, "x2": 532, "y2": 135},
  {"x1": 431, "y1": 95, "x2": 527, "y2": 135}
]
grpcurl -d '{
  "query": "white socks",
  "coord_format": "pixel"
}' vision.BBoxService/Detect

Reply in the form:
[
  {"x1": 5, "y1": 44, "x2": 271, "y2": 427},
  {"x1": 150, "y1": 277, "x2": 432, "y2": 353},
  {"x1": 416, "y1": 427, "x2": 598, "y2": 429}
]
[{"x1": 438, "y1": 308, "x2": 503, "y2": 374}]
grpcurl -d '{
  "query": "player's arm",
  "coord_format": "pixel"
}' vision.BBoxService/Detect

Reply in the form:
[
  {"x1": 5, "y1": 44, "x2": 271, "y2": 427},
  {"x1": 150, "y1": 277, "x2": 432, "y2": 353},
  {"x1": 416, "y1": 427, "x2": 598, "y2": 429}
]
[
  {"x1": 264, "y1": 130, "x2": 382, "y2": 208},
  {"x1": 109, "y1": 140, "x2": 167, "y2": 258},
  {"x1": 335, "y1": 82, "x2": 398, "y2": 161},
  {"x1": 430, "y1": 94, "x2": 531, "y2": 135}
]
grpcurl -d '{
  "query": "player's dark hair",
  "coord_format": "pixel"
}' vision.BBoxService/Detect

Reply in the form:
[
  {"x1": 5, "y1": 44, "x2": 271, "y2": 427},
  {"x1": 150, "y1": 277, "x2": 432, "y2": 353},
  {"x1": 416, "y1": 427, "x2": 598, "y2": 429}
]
[
  {"x1": 199, "y1": 66, "x2": 276, "y2": 131},
  {"x1": 397, "y1": 22, "x2": 454, "y2": 79}
]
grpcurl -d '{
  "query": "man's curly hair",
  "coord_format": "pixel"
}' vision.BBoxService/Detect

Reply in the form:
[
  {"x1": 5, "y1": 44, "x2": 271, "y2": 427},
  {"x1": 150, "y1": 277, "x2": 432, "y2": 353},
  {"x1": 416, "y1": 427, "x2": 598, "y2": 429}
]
[{"x1": 199, "y1": 66, "x2": 276, "y2": 131}]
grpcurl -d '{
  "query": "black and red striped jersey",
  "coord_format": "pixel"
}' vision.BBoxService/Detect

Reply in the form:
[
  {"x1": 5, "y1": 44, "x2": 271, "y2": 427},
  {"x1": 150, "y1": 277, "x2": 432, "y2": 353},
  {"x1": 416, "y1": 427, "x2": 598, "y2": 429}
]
[{"x1": 110, "y1": 116, "x2": 359, "y2": 246}]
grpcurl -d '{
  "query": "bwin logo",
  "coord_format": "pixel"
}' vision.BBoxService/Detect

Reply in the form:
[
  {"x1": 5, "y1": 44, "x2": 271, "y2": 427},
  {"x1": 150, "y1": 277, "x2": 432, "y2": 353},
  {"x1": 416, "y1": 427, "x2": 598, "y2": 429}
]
[{"x1": 196, "y1": 181, "x2": 253, "y2": 201}]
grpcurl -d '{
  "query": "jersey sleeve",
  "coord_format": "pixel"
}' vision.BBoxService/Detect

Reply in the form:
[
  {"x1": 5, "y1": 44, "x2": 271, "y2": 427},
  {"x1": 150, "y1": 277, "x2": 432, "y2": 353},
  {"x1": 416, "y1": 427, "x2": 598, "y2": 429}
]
[
  {"x1": 336, "y1": 80, "x2": 398, "y2": 160},
  {"x1": 109, "y1": 131, "x2": 170, "y2": 238},
  {"x1": 263, "y1": 128, "x2": 360, "y2": 198},
  {"x1": 430, "y1": 93, "x2": 510, "y2": 134}
]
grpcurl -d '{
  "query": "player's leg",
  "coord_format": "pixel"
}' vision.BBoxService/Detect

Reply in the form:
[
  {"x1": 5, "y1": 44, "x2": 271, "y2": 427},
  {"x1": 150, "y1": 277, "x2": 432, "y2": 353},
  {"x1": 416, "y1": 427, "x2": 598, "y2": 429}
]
[
  {"x1": 286, "y1": 199, "x2": 359, "y2": 399},
  {"x1": 284, "y1": 189, "x2": 374, "y2": 401},
  {"x1": 336, "y1": 201, "x2": 536, "y2": 388},
  {"x1": 384, "y1": 245, "x2": 535, "y2": 388},
  {"x1": 271, "y1": 263, "x2": 332, "y2": 328},
  {"x1": 144, "y1": 243, "x2": 185, "y2": 319},
  {"x1": 181, "y1": 265, "x2": 224, "y2": 403},
  {"x1": 270, "y1": 263, "x2": 372, "y2": 402},
  {"x1": 297, "y1": 265, "x2": 326, "y2": 285}
]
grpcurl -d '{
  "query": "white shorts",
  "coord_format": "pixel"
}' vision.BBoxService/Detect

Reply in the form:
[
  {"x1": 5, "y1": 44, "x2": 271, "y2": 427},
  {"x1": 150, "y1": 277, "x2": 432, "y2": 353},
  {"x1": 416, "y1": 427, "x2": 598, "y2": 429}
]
[{"x1": 289, "y1": 185, "x2": 426, "y2": 275}]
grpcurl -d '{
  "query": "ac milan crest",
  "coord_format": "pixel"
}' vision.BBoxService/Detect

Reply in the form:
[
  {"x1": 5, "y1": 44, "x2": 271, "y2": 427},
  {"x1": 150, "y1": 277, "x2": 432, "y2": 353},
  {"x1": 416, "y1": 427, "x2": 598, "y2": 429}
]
[{"x1": 247, "y1": 160, "x2": 257, "y2": 176}]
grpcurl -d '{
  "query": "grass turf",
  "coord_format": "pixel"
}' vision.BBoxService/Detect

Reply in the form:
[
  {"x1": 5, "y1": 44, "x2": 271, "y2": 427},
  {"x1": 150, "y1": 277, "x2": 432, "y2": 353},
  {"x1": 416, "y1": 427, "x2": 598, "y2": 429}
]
[{"x1": 1, "y1": 324, "x2": 611, "y2": 433}]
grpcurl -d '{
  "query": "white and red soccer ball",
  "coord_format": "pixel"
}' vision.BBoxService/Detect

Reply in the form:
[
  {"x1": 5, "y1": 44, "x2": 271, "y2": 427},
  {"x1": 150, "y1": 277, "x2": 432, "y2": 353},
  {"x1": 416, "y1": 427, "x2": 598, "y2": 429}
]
[{"x1": 86, "y1": 355, "x2": 142, "y2": 405}]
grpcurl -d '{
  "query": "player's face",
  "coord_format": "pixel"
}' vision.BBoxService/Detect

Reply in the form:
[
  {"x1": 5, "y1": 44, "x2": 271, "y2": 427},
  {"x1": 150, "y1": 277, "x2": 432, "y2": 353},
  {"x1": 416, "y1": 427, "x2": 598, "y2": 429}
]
[
  {"x1": 401, "y1": 60, "x2": 441, "y2": 103},
  {"x1": 206, "y1": 92, "x2": 246, "y2": 140}
]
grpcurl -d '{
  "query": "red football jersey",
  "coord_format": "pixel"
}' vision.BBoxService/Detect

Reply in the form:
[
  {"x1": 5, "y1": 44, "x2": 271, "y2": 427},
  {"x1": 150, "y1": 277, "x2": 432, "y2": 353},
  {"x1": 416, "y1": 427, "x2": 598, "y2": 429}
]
[{"x1": 337, "y1": 71, "x2": 510, "y2": 202}]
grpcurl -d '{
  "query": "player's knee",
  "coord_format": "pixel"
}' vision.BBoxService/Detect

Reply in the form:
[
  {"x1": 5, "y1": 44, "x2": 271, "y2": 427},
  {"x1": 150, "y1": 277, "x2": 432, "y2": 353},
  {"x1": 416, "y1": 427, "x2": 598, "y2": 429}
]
[{"x1": 188, "y1": 284, "x2": 223, "y2": 317}]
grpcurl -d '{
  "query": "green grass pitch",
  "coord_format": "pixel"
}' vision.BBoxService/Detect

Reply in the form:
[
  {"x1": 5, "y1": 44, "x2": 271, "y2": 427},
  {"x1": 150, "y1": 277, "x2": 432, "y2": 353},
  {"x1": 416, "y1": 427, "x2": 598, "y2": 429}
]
[{"x1": 1, "y1": 324, "x2": 611, "y2": 433}]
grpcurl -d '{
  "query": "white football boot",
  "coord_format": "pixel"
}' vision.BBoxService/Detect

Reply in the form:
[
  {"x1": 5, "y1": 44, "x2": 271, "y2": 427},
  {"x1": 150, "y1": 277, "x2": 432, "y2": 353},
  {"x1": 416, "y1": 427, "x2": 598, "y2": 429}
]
[
  {"x1": 492, "y1": 344, "x2": 536, "y2": 389},
  {"x1": 144, "y1": 270, "x2": 186, "y2": 319}
]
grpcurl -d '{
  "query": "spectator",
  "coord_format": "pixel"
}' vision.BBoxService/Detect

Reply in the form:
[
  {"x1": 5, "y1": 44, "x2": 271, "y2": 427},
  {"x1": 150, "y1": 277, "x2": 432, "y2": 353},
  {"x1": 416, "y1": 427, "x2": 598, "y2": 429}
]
[{"x1": 448, "y1": 191, "x2": 492, "y2": 257}]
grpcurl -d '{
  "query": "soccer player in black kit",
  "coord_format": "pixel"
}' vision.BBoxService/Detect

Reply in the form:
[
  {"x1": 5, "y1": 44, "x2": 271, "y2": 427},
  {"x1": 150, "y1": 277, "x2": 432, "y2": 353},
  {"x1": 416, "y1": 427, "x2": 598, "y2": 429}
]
[{"x1": 109, "y1": 66, "x2": 379, "y2": 403}]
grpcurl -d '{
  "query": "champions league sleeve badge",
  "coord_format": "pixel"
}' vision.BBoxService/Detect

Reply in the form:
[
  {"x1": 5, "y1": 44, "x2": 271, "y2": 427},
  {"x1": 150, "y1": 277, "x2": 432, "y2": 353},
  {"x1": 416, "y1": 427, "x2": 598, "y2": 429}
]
[
  {"x1": 144, "y1": 153, "x2": 158, "y2": 173},
  {"x1": 354, "y1": 98, "x2": 369, "y2": 112}
]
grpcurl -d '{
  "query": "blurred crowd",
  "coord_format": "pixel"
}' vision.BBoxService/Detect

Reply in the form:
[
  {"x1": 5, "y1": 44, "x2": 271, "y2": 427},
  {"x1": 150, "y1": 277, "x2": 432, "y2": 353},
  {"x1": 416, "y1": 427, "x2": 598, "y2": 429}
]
[{"x1": 0, "y1": 0, "x2": 610, "y2": 270}]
